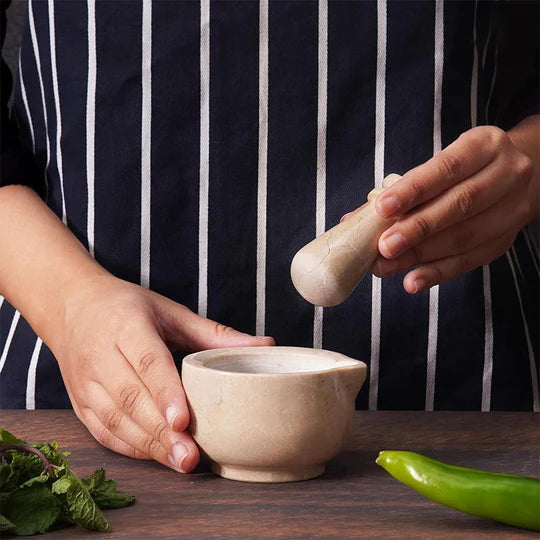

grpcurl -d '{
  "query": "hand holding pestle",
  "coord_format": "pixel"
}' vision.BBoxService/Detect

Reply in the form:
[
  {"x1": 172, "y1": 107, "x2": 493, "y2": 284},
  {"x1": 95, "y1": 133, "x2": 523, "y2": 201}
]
[{"x1": 290, "y1": 173, "x2": 402, "y2": 307}]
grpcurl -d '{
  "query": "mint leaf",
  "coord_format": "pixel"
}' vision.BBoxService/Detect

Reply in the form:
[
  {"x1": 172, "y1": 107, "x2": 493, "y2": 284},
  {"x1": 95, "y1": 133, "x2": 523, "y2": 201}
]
[
  {"x1": 63, "y1": 470, "x2": 110, "y2": 531},
  {"x1": 0, "y1": 429, "x2": 25, "y2": 445},
  {"x1": 0, "y1": 514, "x2": 15, "y2": 532},
  {"x1": 20, "y1": 474, "x2": 50, "y2": 488},
  {"x1": 92, "y1": 488, "x2": 136, "y2": 509},
  {"x1": 51, "y1": 474, "x2": 72, "y2": 495},
  {"x1": 3, "y1": 485, "x2": 61, "y2": 535},
  {"x1": 1, "y1": 430, "x2": 136, "y2": 535},
  {"x1": 82, "y1": 467, "x2": 106, "y2": 491},
  {"x1": 83, "y1": 469, "x2": 135, "y2": 509},
  {"x1": 0, "y1": 461, "x2": 15, "y2": 491}
]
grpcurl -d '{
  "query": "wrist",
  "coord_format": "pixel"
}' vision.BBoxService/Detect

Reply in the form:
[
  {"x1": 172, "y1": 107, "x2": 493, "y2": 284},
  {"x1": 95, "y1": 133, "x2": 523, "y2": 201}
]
[{"x1": 39, "y1": 265, "x2": 114, "y2": 355}]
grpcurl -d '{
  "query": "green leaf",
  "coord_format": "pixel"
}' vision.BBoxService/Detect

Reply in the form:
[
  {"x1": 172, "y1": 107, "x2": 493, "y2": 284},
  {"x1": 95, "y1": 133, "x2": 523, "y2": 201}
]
[
  {"x1": 83, "y1": 469, "x2": 135, "y2": 510},
  {"x1": 82, "y1": 467, "x2": 106, "y2": 491},
  {"x1": 20, "y1": 473, "x2": 50, "y2": 488},
  {"x1": 51, "y1": 474, "x2": 73, "y2": 495},
  {"x1": 0, "y1": 429, "x2": 25, "y2": 445},
  {"x1": 3, "y1": 485, "x2": 61, "y2": 535},
  {"x1": 63, "y1": 470, "x2": 110, "y2": 531},
  {"x1": 0, "y1": 461, "x2": 16, "y2": 492},
  {"x1": 92, "y1": 488, "x2": 136, "y2": 509},
  {"x1": 0, "y1": 514, "x2": 15, "y2": 532}
]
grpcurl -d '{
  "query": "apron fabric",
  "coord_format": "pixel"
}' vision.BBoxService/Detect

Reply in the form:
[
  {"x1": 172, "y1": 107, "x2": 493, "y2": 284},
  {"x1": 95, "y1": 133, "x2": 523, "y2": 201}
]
[{"x1": 1, "y1": 0, "x2": 538, "y2": 411}]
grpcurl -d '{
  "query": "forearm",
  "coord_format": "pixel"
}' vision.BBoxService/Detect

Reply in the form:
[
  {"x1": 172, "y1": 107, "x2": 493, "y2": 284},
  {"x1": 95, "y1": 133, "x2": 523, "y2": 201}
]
[
  {"x1": 507, "y1": 114, "x2": 540, "y2": 221},
  {"x1": 0, "y1": 185, "x2": 109, "y2": 348}
]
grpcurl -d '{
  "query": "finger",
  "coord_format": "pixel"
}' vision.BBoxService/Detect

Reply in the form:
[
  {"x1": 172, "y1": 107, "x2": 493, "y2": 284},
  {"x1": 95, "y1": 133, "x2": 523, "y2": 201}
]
[
  {"x1": 85, "y1": 381, "x2": 198, "y2": 472},
  {"x1": 378, "y1": 157, "x2": 515, "y2": 259},
  {"x1": 340, "y1": 202, "x2": 368, "y2": 222},
  {"x1": 374, "y1": 195, "x2": 529, "y2": 275},
  {"x1": 78, "y1": 406, "x2": 152, "y2": 461},
  {"x1": 375, "y1": 126, "x2": 509, "y2": 218},
  {"x1": 402, "y1": 234, "x2": 514, "y2": 294},
  {"x1": 158, "y1": 299, "x2": 275, "y2": 351},
  {"x1": 116, "y1": 321, "x2": 190, "y2": 433},
  {"x1": 97, "y1": 345, "x2": 197, "y2": 468}
]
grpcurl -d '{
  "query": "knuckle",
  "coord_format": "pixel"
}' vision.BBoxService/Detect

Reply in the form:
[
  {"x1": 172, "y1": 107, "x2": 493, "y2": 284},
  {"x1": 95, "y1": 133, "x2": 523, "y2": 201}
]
[
  {"x1": 140, "y1": 434, "x2": 161, "y2": 457},
  {"x1": 95, "y1": 425, "x2": 113, "y2": 448},
  {"x1": 429, "y1": 264, "x2": 444, "y2": 286},
  {"x1": 437, "y1": 152, "x2": 463, "y2": 183},
  {"x1": 484, "y1": 125, "x2": 507, "y2": 150},
  {"x1": 154, "y1": 385, "x2": 169, "y2": 405},
  {"x1": 454, "y1": 185, "x2": 477, "y2": 216},
  {"x1": 515, "y1": 154, "x2": 534, "y2": 180},
  {"x1": 153, "y1": 421, "x2": 170, "y2": 445},
  {"x1": 409, "y1": 179, "x2": 427, "y2": 201},
  {"x1": 137, "y1": 349, "x2": 160, "y2": 378},
  {"x1": 214, "y1": 323, "x2": 234, "y2": 339},
  {"x1": 101, "y1": 405, "x2": 123, "y2": 433},
  {"x1": 453, "y1": 227, "x2": 475, "y2": 252},
  {"x1": 128, "y1": 445, "x2": 141, "y2": 459},
  {"x1": 118, "y1": 383, "x2": 142, "y2": 414},
  {"x1": 412, "y1": 215, "x2": 432, "y2": 240}
]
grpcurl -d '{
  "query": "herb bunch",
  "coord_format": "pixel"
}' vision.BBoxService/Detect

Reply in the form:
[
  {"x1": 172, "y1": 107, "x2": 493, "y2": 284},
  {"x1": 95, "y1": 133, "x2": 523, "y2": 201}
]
[{"x1": 0, "y1": 428, "x2": 135, "y2": 535}]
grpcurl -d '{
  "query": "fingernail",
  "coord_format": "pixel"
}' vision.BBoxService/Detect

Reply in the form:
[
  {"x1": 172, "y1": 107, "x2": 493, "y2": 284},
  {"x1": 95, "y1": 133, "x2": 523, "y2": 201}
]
[
  {"x1": 340, "y1": 212, "x2": 353, "y2": 222},
  {"x1": 171, "y1": 443, "x2": 190, "y2": 472},
  {"x1": 255, "y1": 335, "x2": 272, "y2": 340},
  {"x1": 377, "y1": 195, "x2": 401, "y2": 217},
  {"x1": 411, "y1": 278, "x2": 426, "y2": 294},
  {"x1": 381, "y1": 231, "x2": 407, "y2": 257},
  {"x1": 166, "y1": 405, "x2": 178, "y2": 427}
]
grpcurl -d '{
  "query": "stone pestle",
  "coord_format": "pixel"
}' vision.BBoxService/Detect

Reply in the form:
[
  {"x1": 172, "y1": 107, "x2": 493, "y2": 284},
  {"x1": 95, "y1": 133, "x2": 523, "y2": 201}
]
[{"x1": 290, "y1": 173, "x2": 402, "y2": 307}]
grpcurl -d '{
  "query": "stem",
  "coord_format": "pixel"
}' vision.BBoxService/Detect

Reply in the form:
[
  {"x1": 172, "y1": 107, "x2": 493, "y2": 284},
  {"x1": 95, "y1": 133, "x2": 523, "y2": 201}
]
[{"x1": 0, "y1": 444, "x2": 57, "y2": 479}]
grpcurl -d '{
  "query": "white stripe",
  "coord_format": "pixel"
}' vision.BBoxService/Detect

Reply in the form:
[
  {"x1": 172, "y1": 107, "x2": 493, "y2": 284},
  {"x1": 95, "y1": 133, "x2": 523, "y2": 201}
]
[
  {"x1": 0, "y1": 311, "x2": 21, "y2": 374},
  {"x1": 25, "y1": 338, "x2": 43, "y2": 410},
  {"x1": 198, "y1": 0, "x2": 210, "y2": 318},
  {"x1": 522, "y1": 228, "x2": 540, "y2": 275},
  {"x1": 0, "y1": 296, "x2": 4, "y2": 310},
  {"x1": 369, "y1": 0, "x2": 387, "y2": 411},
  {"x1": 86, "y1": 0, "x2": 97, "y2": 258},
  {"x1": 256, "y1": 0, "x2": 268, "y2": 337},
  {"x1": 505, "y1": 252, "x2": 540, "y2": 411},
  {"x1": 510, "y1": 244, "x2": 524, "y2": 281},
  {"x1": 28, "y1": 0, "x2": 50, "y2": 197},
  {"x1": 140, "y1": 0, "x2": 152, "y2": 289},
  {"x1": 470, "y1": 0, "x2": 478, "y2": 132},
  {"x1": 481, "y1": 20, "x2": 491, "y2": 69},
  {"x1": 48, "y1": 0, "x2": 67, "y2": 225},
  {"x1": 313, "y1": 0, "x2": 328, "y2": 349},
  {"x1": 525, "y1": 224, "x2": 540, "y2": 257},
  {"x1": 481, "y1": 265, "x2": 493, "y2": 411},
  {"x1": 470, "y1": 0, "x2": 494, "y2": 412},
  {"x1": 484, "y1": 46, "x2": 498, "y2": 124},
  {"x1": 425, "y1": 0, "x2": 444, "y2": 412},
  {"x1": 18, "y1": 53, "x2": 36, "y2": 154}
]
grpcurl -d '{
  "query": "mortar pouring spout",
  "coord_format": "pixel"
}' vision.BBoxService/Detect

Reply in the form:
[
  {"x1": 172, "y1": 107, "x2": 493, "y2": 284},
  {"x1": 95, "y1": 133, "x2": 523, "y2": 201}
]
[{"x1": 335, "y1": 358, "x2": 367, "y2": 402}]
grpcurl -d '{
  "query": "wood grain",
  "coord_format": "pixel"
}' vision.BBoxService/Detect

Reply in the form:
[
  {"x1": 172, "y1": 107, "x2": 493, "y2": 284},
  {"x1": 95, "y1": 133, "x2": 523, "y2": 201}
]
[{"x1": 1, "y1": 410, "x2": 538, "y2": 539}]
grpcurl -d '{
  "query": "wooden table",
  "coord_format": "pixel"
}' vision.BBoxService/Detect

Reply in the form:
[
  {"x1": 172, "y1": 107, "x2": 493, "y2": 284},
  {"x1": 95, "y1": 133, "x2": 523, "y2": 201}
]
[{"x1": 1, "y1": 410, "x2": 538, "y2": 539}]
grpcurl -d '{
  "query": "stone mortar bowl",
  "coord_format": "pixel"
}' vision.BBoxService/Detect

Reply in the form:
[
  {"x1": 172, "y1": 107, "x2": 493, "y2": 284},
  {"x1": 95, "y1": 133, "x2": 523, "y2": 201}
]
[{"x1": 181, "y1": 346, "x2": 367, "y2": 483}]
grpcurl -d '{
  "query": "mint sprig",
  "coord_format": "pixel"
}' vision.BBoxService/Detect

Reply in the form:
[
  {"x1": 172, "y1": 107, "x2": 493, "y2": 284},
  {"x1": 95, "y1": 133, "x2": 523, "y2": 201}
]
[{"x1": 0, "y1": 428, "x2": 135, "y2": 535}]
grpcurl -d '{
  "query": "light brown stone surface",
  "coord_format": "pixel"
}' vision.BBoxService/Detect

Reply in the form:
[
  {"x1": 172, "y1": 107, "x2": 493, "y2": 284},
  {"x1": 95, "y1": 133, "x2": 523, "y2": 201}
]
[
  {"x1": 181, "y1": 346, "x2": 367, "y2": 483},
  {"x1": 290, "y1": 173, "x2": 402, "y2": 306}
]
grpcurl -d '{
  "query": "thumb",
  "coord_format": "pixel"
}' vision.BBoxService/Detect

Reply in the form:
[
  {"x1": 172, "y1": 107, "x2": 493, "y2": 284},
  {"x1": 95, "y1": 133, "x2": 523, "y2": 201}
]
[{"x1": 159, "y1": 300, "x2": 275, "y2": 351}]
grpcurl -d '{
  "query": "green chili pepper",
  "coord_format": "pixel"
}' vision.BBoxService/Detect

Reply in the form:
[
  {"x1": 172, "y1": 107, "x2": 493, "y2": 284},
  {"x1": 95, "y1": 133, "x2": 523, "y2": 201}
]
[{"x1": 376, "y1": 450, "x2": 540, "y2": 531}]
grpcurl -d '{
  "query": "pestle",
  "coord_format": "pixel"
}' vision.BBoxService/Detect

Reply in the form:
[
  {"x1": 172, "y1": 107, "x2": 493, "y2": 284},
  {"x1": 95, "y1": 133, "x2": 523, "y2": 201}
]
[{"x1": 290, "y1": 173, "x2": 402, "y2": 307}]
